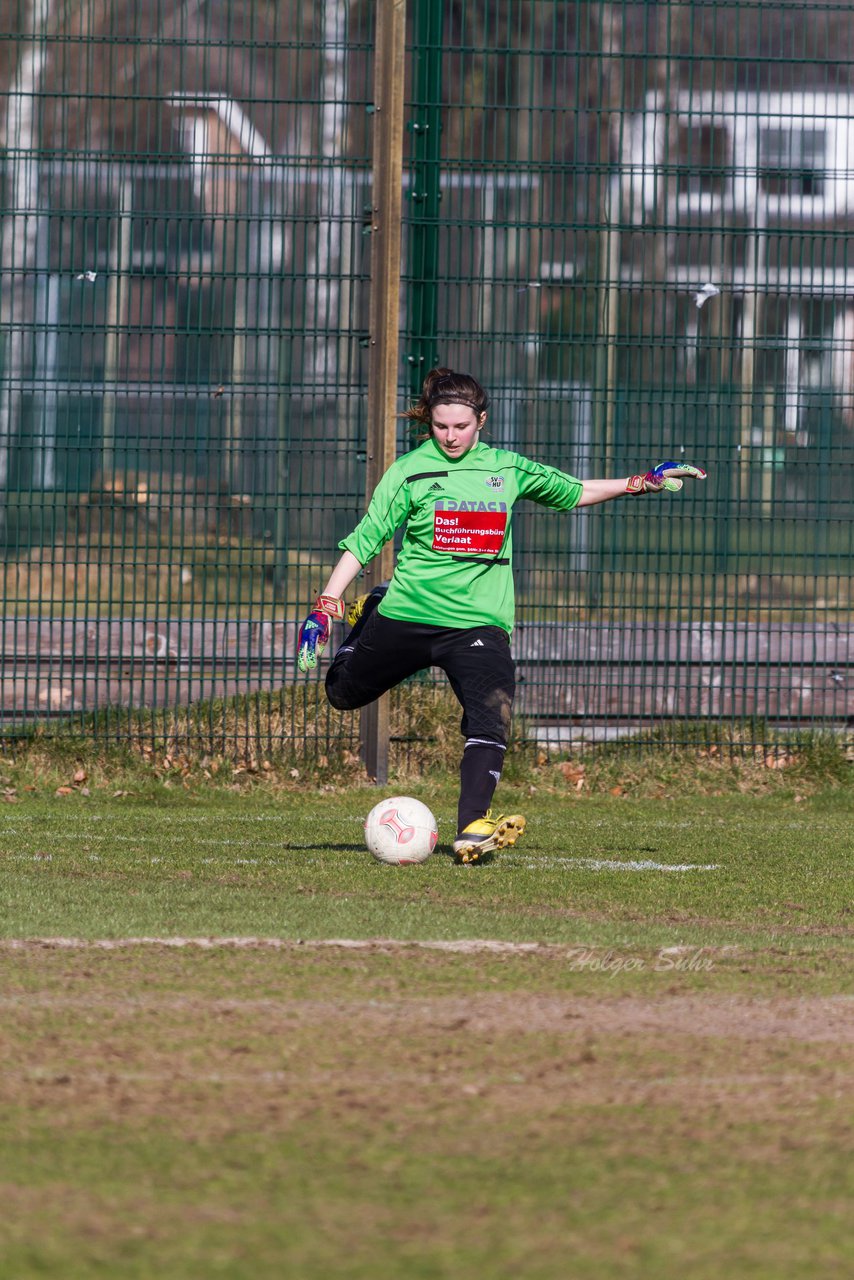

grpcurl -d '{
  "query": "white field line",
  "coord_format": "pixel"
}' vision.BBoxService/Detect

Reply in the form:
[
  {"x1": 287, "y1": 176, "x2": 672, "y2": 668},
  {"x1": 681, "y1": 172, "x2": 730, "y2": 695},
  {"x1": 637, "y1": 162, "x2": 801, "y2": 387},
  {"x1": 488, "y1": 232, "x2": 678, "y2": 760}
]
[
  {"x1": 0, "y1": 937, "x2": 545, "y2": 953},
  {"x1": 506, "y1": 856, "x2": 720, "y2": 872},
  {"x1": 11, "y1": 1068, "x2": 821, "y2": 1089},
  {"x1": 0, "y1": 937, "x2": 740, "y2": 955},
  {"x1": 3, "y1": 832, "x2": 721, "y2": 871},
  {"x1": 2, "y1": 816, "x2": 384, "y2": 830},
  {"x1": 2, "y1": 831, "x2": 311, "y2": 849}
]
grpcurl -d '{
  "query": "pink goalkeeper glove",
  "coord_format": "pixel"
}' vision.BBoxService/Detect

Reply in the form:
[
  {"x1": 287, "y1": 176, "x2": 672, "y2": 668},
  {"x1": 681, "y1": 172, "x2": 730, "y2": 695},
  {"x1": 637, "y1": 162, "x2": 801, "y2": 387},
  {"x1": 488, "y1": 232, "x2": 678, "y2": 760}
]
[{"x1": 297, "y1": 594, "x2": 345, "y2": 673}]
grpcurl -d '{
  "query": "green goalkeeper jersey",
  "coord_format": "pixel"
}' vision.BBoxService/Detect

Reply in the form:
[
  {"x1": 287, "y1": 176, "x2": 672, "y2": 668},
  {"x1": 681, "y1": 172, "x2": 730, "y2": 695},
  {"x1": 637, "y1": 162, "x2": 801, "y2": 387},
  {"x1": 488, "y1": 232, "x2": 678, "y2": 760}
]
[{"x1": 339, "y1": 437, "x2": 583, "y2": 634}]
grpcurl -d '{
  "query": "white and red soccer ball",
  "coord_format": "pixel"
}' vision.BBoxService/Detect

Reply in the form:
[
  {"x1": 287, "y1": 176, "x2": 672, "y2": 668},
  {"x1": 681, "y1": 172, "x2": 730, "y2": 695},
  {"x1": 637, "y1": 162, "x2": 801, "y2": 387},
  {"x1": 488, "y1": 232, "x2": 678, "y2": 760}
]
[{"x1": 364, "y1": 796, "x2": 438, "y2": 865}]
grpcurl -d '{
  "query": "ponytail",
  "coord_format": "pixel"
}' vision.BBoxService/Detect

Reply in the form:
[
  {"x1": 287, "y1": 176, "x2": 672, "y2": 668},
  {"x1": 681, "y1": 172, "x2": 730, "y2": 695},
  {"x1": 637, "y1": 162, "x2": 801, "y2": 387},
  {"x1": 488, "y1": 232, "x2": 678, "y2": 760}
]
[{"x1": 403, "y1": 368, "x2": 490, "y2": 436}]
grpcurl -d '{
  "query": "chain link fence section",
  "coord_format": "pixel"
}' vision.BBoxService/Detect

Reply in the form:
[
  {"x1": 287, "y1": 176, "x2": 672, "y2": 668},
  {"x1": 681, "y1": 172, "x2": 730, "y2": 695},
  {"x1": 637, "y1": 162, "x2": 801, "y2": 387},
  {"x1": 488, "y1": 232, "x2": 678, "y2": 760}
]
[{"x1": 0, "y1": 0, "x2": 852, "y2": 756}]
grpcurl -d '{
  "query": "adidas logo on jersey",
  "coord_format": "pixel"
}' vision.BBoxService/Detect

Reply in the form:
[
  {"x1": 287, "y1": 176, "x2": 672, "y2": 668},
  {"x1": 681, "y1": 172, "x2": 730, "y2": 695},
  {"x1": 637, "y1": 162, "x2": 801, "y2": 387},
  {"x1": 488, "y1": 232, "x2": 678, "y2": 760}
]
[
  {"x1": 470, "y1": 638, "x2": 485, "y2": 647},
  {"x1": 428, "y1": 482, "x2": 444, "y2": 492}
]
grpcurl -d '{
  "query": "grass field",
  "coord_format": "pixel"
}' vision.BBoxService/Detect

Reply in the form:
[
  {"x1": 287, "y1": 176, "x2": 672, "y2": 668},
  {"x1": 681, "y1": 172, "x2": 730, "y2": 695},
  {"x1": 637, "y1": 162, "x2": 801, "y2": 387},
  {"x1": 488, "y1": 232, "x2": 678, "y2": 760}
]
[{"x1": 1, "y1": 765, "x2": 852, "y2": 1279}]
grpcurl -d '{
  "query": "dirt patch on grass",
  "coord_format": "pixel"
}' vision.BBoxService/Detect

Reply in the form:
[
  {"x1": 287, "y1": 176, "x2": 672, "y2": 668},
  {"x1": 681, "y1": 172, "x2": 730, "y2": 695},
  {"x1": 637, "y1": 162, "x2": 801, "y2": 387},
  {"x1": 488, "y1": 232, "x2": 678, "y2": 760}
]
[
  {"x1": 2, "y1": 948, "x2": 851, "y2": 1280},
  {"x1": 331, "y1": 990, "x2": 854, "y2": 1043},
  {"x1": 4, "y1": 989, "x2": 851, "y2": 1139},
  {"x1": 2, "y1": 986, "x2": 852, "y2": 1044},
  {"x1": 1, "y1": 946, "x2": 851, "y2": 1134}
]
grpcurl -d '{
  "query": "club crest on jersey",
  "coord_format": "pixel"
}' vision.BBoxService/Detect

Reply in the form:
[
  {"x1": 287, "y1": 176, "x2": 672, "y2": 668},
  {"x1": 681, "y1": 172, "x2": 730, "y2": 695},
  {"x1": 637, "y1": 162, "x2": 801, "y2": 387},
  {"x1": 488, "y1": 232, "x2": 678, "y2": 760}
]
[{"x1": 485, "y1": 475, "x2": 505, "y2": 491}]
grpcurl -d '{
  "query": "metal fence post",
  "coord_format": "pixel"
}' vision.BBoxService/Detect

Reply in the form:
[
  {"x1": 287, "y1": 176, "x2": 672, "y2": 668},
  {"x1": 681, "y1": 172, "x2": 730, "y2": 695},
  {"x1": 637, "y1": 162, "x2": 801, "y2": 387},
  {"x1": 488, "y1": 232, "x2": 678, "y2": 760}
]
[{"x1": 361, "y1": 0, "x2": 407, "y2": 784}]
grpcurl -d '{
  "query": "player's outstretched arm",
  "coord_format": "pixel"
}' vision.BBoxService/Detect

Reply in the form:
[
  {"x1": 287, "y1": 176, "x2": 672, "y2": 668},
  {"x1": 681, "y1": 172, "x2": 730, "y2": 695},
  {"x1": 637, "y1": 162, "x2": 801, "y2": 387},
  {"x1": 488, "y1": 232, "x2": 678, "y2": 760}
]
[
  {"x1": 577, "y1": 462, "x2": 706, "y2": 507},
  {"x1": 297, "y1": 550, "x2": 363, "y2": 673}
]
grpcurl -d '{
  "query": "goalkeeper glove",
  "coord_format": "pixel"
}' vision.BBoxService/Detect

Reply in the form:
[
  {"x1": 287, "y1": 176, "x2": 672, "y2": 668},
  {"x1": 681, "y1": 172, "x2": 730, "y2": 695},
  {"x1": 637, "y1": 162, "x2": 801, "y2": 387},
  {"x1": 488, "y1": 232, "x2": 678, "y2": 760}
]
[
  {"x1": 297, "y1": 594, "x2": 345, "y2": 673},
  {"x1": 626, "y1": 461, "x2": 707, "y2": 494}
]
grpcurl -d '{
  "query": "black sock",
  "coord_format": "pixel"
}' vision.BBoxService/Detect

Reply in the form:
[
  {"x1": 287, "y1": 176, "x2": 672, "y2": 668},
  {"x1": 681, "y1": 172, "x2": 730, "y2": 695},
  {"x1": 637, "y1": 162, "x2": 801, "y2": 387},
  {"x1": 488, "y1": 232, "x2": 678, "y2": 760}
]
[{"x1": 458, "y1": 740, "x2": 506, "y2": 833}]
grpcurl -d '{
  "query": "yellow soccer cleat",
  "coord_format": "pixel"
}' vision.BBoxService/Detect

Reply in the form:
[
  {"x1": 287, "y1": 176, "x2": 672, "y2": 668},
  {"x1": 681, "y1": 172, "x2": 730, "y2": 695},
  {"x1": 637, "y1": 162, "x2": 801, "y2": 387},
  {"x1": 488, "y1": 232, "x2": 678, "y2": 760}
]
[
  {"x1": 346, "y1": 593, "x2": 370, "y2": 628},
  {"x1": 453, "y1": 810, "x2": 526, "y2": 864},
  {"x1": 346, "y1": 582, "x2": 389, "y2": 629}
]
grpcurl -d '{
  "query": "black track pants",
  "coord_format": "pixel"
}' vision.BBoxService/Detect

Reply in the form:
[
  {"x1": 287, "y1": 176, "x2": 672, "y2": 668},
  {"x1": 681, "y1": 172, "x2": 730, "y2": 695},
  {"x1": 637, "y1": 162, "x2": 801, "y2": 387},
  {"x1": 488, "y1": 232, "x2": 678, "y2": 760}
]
[{"x1": 326, "y1": 611, "x2": 516, "y2": 831}]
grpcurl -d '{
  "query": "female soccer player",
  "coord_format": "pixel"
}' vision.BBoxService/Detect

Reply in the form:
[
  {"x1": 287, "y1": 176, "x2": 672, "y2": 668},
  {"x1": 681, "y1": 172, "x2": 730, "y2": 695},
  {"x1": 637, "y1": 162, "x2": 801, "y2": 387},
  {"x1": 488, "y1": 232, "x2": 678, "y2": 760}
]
[{"x1": 298, "y1": 368, "x2": 705, "y2": 864}]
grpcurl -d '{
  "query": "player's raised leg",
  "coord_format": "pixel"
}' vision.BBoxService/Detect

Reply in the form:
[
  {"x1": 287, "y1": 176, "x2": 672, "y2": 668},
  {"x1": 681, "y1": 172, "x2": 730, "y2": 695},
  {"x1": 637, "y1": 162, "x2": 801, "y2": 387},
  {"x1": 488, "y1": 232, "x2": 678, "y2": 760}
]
[{"x1": 325, "y1": 611, "x2": 432, "y2": 712}]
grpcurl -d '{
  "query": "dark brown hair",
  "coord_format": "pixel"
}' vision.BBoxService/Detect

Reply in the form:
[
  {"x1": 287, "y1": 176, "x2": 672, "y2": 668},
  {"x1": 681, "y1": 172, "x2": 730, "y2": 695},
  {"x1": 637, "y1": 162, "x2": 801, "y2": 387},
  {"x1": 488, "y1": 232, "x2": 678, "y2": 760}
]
[{"x1": 403, "y1": 368, "x2": 490, "y2": 435}]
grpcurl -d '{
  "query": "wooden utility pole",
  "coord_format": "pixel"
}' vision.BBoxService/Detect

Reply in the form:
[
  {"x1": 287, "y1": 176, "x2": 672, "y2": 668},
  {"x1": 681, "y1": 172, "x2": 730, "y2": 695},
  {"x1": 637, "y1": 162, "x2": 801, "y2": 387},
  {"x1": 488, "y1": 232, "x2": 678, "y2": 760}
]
[
  {"x1": 406, "y1": 0, "x2": 443, "y2": 397},
  {"x1": 361, "y1": 0, "x2": 406, "y2": 783}
]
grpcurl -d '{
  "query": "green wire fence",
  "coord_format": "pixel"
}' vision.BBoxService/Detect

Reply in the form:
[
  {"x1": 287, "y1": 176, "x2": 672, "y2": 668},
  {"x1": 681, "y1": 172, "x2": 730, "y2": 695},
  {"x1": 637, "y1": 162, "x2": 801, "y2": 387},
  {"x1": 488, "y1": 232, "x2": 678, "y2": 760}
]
[{"x1": 0, "y1": 0, "x2": 852, "y2": 766}]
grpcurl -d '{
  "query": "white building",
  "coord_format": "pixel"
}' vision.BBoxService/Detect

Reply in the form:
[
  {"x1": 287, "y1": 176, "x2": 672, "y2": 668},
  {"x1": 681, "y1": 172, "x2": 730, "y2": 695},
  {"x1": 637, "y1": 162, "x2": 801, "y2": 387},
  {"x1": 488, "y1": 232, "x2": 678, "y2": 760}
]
[{"x1": 617, "y1": 90, "x2": 854, "y2": 432}]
